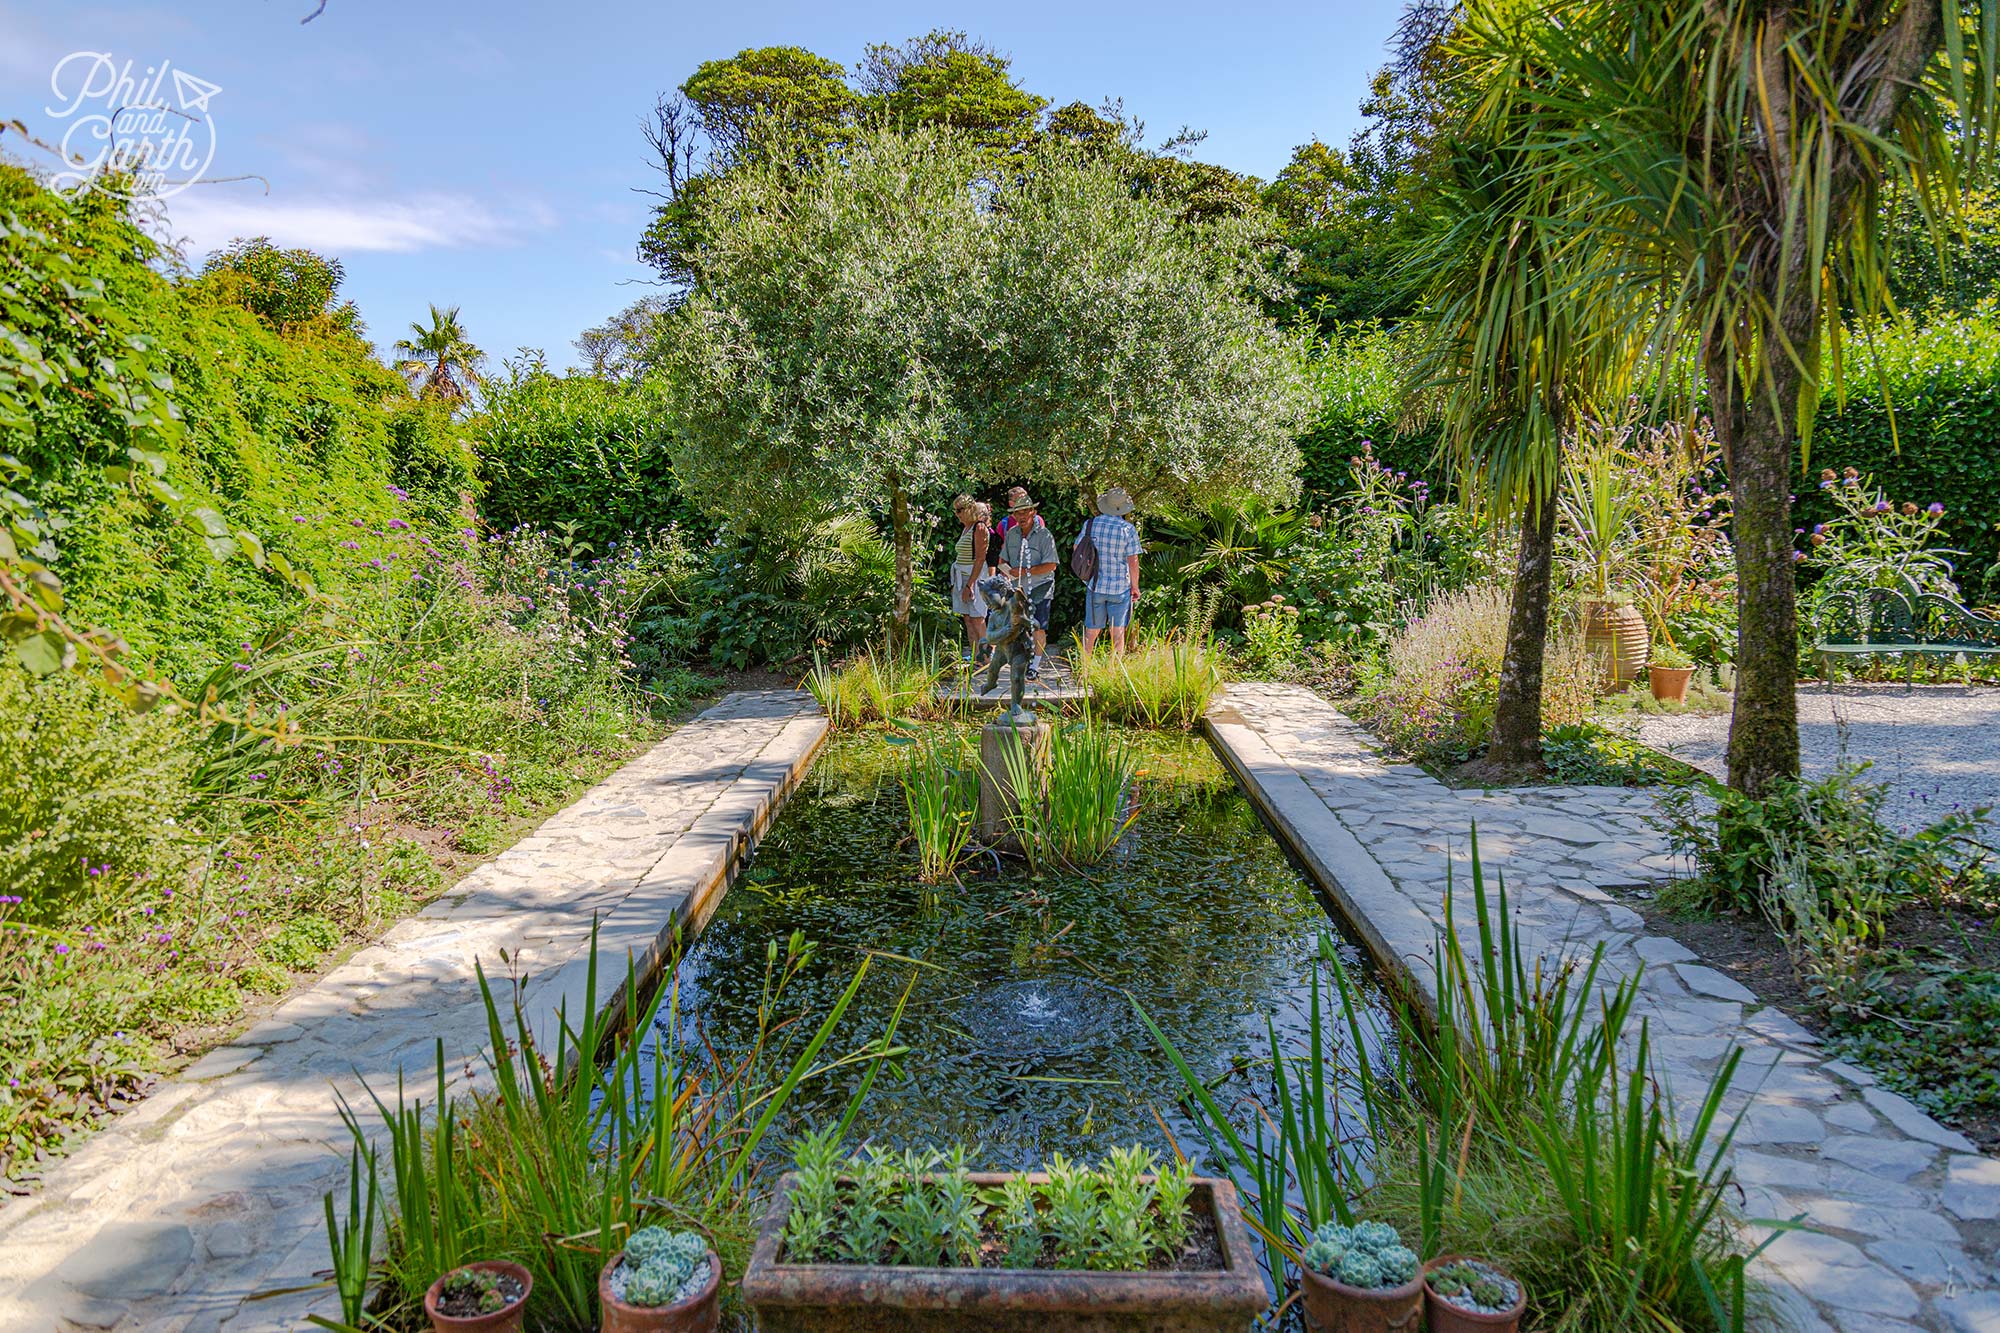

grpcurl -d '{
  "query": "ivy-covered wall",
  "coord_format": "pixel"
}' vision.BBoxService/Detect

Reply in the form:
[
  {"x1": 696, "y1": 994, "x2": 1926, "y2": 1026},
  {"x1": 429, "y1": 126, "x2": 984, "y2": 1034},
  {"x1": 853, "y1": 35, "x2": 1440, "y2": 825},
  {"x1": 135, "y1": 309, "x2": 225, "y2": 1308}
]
[{"x1": 2, "y1": 167, "x2": 474, "y2": 677}]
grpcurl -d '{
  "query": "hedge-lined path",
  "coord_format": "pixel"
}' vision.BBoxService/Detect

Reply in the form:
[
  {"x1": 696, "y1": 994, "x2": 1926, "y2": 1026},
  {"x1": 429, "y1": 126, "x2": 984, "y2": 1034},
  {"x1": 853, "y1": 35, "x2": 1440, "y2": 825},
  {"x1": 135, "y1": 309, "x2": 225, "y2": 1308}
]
[
  {"x1": 1206, "y1": 683, "x2": 2000, "y2": 1333},
  {"x1": 0, "y1": 691, "x2": 827, "y2": 1333}
]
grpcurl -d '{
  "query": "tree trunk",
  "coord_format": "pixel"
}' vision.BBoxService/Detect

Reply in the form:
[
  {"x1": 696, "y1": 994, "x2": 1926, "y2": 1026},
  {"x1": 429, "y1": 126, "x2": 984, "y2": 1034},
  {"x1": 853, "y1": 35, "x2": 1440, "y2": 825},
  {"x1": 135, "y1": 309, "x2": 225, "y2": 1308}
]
[
  {"x1": 1484, "y1": 483, "x2": 1559, "y2": 771},
  {"x1": 888, "y1": 471, "x2": 913, "y2": 647},
  {"x1": 1706, "y1": 339, "x2": 1803, "y2": 796}
]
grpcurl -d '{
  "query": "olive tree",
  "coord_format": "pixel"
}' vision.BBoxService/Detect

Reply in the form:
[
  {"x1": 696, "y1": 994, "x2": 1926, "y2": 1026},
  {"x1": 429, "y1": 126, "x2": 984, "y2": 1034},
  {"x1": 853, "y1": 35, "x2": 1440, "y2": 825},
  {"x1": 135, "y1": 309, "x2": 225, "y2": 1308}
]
[
  {"x1": 659, "y1": 125, "x2": 1307, "y2": 633},
  {"x1": 656, "y1": 126, "x2": 998, "y2": 632},
  {"x1": 977, "y1": 142, "x2": 1309, "y2": 515}
]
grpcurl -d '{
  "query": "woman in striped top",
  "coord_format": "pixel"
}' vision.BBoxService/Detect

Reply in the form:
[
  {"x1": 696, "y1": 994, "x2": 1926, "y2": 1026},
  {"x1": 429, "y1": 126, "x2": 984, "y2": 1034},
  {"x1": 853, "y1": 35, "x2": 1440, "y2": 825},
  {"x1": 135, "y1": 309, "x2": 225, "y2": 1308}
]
[{"x1": 950, "y1": 495, "x2": 991, "y2": 662}]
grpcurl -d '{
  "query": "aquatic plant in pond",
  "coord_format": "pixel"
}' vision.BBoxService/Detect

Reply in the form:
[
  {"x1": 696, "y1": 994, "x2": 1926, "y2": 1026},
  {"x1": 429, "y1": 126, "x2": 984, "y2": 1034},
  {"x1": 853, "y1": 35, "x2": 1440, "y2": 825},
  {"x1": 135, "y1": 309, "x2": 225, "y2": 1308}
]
[
  {"x1": 807, "y1": 641, "x2": 944, "y2": 728},
  {"x1": 647, "y1": 727, "x2": 1393, "y2": 1171},
  {"x1": 995, "y1": 717, "x2": 1140, "y2": 869},
  {"x1": 893, "y1": 722, "x2": 977, "y2": 882},
  {"x1": 1070, "y1": 635, "x2": 1225, "y2": 729},
  {"x1": 1148, "y1": 836, "x2": 1770, "y2": 1331}
]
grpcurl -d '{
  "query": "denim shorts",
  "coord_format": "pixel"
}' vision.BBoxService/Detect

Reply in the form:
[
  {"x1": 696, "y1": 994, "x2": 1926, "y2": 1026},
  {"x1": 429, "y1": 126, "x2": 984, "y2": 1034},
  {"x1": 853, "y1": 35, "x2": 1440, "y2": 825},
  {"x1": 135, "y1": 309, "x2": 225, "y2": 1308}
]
[
  {"x1": 1028, "y1": 589, "x2": 1053, "y2": 631},
  {"x1": 1085, "y1": 589, "x2": 1132, "y2": 629}
]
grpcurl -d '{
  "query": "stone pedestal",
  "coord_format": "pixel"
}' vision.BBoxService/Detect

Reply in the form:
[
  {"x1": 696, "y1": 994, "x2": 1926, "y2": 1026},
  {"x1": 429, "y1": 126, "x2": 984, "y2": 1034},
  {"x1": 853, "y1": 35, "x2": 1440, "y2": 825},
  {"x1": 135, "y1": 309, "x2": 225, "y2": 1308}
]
[{"x1": 977, "y1": 717, "x2": 1047, "y2": 844}]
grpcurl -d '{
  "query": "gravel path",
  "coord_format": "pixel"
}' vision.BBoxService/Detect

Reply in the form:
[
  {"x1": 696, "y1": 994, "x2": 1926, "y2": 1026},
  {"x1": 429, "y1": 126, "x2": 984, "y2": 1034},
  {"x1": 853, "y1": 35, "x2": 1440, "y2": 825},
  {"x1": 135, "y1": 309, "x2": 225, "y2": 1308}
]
[{"x1": 1631, "y1": 684, "x2": 2000, "y2": 833}]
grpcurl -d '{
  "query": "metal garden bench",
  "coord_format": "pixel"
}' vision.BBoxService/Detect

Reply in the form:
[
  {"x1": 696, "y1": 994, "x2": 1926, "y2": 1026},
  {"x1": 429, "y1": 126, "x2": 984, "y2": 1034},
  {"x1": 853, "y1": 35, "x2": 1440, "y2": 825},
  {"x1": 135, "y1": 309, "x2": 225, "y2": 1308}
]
[{"x1": 1812, "y1": 587, "x2": 2000, "y2": 690}]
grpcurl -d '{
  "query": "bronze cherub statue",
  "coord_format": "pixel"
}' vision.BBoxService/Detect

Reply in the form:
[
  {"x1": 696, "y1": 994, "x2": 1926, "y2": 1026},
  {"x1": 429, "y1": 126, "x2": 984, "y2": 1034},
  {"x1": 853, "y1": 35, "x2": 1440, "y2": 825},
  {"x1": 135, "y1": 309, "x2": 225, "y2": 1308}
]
[{"x1": 976, "y1": 574, "x2": 1035, "y2": 723}]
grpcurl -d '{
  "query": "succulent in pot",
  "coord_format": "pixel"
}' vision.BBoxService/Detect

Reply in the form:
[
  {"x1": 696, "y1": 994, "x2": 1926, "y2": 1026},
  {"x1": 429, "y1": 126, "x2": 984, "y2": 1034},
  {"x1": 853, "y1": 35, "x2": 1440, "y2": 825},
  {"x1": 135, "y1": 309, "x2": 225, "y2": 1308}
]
[
  {"x1": 598, "y1": 1226, "x2": 720, "y2": 1333},
  {"x1": 425, "y1": 1260, "x2": 532, "y2": 1333},
  {"x1": 1423, "y1": 1256, "x2": 1527, "y2": 1332},
  {"x1": 1295, "y1": 1219, "x2": 1423, "y2": 1332}
]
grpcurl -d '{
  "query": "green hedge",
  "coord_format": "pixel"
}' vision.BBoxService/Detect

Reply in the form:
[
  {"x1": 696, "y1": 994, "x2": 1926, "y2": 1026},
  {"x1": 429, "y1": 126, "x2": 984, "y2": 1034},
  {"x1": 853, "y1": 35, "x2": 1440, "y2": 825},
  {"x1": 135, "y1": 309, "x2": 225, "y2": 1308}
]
[
  {"x1": 1296, "y1": 324, "x2": 1449, "y2": 501},
  {"x1": 2, "y1": 167, "x2": 474, "y2": 677},
  {"x1": 469, "y1": 371, "x2": 709, "y2": 550},
  {"x1": 1297, "y1": 315, "x2": 2000, "y2": 593},
  {"x1": 1796, "y1": 313, "x2": 2000, "y2": 594}
]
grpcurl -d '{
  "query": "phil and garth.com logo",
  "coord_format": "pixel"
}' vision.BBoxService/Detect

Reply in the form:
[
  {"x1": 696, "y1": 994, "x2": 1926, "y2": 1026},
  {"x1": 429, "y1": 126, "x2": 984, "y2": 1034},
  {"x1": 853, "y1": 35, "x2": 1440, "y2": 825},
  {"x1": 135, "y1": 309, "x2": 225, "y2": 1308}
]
[{"x1": 46, "y1": 51, "x2": 223, "y2": 201}]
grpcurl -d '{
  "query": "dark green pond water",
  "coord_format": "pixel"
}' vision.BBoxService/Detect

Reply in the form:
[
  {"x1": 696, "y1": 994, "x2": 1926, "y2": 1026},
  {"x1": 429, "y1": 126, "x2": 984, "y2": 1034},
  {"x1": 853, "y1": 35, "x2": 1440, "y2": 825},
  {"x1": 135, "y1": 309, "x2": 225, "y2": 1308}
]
[{"x1": 641, "y1": 725, "x2": 1394, "y2": 1172}]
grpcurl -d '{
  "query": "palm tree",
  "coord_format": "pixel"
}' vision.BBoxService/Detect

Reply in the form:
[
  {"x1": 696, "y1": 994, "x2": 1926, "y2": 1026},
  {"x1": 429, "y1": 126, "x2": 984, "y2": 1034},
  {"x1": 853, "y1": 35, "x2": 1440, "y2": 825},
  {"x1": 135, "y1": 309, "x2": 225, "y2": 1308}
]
[
  {"x1": 1404, "y1": 15, "x2": 1658, "y2": 774},
  {"x1": 1431, "y1": 0, "x2": 1995, "y2": 794},
  {"x1": 394, "y1": 304, "x2": 485, "y2": 404}
]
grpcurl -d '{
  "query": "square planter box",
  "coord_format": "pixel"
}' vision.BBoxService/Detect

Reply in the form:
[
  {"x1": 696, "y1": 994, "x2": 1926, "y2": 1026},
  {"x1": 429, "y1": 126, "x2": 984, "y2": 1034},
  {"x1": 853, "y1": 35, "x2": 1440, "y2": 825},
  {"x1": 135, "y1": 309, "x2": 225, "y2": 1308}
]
[{"x1": 742, "y1": 1171, "x2": 1269, "y2": 1332}]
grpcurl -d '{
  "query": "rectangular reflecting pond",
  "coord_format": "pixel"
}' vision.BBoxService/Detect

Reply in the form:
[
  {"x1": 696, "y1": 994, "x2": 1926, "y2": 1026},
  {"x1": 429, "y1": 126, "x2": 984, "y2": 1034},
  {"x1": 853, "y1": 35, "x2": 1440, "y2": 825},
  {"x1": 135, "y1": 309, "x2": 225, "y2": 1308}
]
[{"x1": 636, "y1": 724, "x2": 1394, "y2": 1172}]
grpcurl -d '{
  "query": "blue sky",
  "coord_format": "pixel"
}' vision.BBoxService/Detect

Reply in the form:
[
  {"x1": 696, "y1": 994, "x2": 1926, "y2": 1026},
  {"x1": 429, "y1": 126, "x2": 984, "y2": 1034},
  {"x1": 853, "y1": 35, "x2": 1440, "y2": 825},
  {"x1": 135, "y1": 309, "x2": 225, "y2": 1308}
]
[{"x1": 3, "y1": 1, "x2": 1405, "y2": 369}]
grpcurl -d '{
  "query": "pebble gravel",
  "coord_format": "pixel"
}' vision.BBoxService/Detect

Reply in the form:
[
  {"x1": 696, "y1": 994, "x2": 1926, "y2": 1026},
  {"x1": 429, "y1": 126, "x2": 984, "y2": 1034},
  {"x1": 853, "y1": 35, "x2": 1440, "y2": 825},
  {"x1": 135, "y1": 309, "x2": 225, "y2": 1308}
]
[{"x1": 1631, "y1": 683, "x2": 2000, "y2": 835}]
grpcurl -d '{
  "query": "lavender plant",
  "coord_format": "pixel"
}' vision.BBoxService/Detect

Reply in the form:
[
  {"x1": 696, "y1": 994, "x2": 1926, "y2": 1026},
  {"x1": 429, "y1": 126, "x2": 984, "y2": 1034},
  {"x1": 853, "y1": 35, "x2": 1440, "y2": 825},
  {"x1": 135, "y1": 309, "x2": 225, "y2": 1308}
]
[
  {"x1": 838, "y1": 1147, "x2": 897, "y2": 1265},
  {"x1": 995, "y1": 1175, "x2": 1043, "y2": 1268},
  {"x1": 782, "y1": 1125, "x2": 843, "y2": 1263},
  {"x1": 1151, "y1": 1155, "x2": 1193, "y2": 1254},
  {"x1": 1041, "y1": 1153, "x2": 1106, "y2": 1270},
  {"x1": 1097, "y1": 1145, "x2": 1157, "y2": 1272},
  {"x1": 884, "y1": 1148, "x2": 952, "y2": 1266}
]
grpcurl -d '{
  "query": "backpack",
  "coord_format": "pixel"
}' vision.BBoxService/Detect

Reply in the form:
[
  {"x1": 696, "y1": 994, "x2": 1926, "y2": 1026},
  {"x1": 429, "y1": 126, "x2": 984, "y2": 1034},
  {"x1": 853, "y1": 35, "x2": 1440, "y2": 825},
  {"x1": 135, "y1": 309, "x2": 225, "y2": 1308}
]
[{"x1": 1070, "y1": 516, "x2": 1100, "y2": 585}]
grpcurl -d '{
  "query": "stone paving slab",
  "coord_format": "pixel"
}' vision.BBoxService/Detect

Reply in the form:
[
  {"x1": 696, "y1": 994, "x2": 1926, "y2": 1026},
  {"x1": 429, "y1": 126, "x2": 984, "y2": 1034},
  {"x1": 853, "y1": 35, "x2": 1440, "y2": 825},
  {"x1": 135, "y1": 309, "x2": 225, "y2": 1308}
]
[
  {"x1": 0, "y1": 691, "x2": 827, "y2": 1333},
  {"x1": 1206, "y1": 683, "x2": 2000, "y2": 1333}
]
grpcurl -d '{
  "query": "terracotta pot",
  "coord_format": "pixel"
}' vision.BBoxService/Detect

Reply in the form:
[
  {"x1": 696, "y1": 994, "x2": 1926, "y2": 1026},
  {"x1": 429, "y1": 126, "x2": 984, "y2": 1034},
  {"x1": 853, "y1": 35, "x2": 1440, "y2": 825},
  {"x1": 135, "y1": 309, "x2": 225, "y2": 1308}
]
[
  {"x1": 1296, "y1": 1264, "x2": 1423, "y2": 1333},
  {"x1": 424, "y1": 1260, "x2": 532, "y2": 1333},
  {"x1": 744, "y1": 1172, "x2": 1267, "y2": 1332},
  {"x1": 1422, "y1": 1256, "x2": 1526, "y2": 1333},
  {"x1": 1648, "y1": 664, "x2": 1695, "y2": 704},
  {"x1": 1582, "y1": 600, "x2": 1650, "y2": 690},
  {"x1": 598, "y1": 1247, "x2": 721, "y2": 1333}
]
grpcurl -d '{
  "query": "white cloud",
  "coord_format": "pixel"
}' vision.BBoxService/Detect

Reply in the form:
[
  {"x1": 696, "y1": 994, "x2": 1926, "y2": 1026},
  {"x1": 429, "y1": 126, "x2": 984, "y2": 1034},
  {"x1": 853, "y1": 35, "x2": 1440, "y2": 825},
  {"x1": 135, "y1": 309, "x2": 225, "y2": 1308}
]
[{"x1": 159, "y1": 188, "x2": 552, "y2": 256}]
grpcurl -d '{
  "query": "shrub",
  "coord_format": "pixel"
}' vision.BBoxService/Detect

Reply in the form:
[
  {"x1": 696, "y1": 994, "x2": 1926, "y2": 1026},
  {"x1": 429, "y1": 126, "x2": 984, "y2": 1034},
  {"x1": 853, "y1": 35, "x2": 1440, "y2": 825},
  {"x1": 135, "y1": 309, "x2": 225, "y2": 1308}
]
[
  {"x1": 1240, "y1": 596, "x2": 1306, "y2": 675},
  {"x1": 1360, "y1": 585, "x2": 1509, "y2": 763},
  {"x1": 1657, "y1": 764, "x2": 1991, "y2": 923},
  {"x1": 1802, "y1": 466, "x2": 1964, "y2": 605},
  {"x1": 1294, "y1": 324, "x2": 1441, "y2": 499},
  {"x1": 1361, "y1": 585, "x2": 1598, "y2": 766},
  {"x1": 0, "y1": 668, "x2": 196, "y2": 924},
  {"x1": 1, "y1": 166, "x2": 473, "y2": 677},
  {"x1": 1796, "y1": 311, "x2": 2000, "y2": 589},
  {"x1": 695, "y1": 516, "x2": 945, "y2": 670}
]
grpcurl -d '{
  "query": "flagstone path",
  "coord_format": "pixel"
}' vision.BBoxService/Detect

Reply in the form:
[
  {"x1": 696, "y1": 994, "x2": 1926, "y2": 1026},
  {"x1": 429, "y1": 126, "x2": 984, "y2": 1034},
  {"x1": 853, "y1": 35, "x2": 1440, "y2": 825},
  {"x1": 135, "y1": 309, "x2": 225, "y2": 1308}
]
[
  {"x1": 1206, "y1": 682, "x2": 2000, "y2": 1333},
  {"x1": 0, "y1": 691, "x2": 826, "y2": 1333}
]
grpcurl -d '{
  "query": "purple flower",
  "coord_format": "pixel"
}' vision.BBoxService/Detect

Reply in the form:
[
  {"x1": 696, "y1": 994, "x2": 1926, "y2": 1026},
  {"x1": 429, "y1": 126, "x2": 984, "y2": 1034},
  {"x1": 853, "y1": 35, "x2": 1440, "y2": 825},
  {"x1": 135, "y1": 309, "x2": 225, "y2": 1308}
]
[
  {"x1": 1874, "y1": 499, "x2": 1891, "y2": 513},
  {"x1": 1927, "y1": 503, "x2": 1945, "y2": 515}
]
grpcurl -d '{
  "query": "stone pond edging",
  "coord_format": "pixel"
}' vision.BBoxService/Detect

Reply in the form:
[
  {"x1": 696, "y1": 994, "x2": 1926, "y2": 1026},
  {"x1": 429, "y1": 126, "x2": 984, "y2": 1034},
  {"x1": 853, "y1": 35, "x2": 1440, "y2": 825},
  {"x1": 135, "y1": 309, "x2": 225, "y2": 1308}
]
[
  {"x1": 1203, "y1": 682, "x2": 2000, "y2": 1333},
  {"x1": 0, "y1": 690, "x2": 827, "y2": 1333}
]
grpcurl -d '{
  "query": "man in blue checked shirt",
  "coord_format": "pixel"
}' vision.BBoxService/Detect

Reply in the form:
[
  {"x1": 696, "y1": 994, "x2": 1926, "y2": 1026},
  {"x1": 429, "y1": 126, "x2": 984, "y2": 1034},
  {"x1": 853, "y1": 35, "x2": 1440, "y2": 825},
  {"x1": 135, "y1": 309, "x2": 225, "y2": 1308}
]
[{"x1": 1077, "y1": 486, "x2": 1142, "y2": 654}]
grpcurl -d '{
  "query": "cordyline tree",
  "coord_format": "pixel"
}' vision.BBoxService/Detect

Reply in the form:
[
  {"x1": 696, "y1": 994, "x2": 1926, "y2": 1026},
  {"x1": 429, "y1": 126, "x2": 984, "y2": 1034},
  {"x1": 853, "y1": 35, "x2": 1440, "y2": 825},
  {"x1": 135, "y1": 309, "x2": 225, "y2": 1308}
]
[
  {"x1": 1441, "y1": 0, "x2": 1997, "y2": 794},
  {"x1": 659, "y1": 124, "x2": 1307, "y2": 636},
  {"x1": 976, "y1": 143, "x2": 1308, "y2": 514},
  {"x1": 1407, "y1": 8, "x2": 1661, "y2": 775}
]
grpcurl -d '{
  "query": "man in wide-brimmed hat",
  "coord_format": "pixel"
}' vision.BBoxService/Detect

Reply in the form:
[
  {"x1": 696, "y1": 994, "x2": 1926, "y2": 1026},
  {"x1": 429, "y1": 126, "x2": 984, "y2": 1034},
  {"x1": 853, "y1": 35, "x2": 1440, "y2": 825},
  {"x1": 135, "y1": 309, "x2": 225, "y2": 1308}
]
[
  {"x1": 1077, "y1": 486, "x2": 1142, "y2": 654},
  {"x1": 998, "y1": 491, "x2": 1058, "y2": 680}
]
